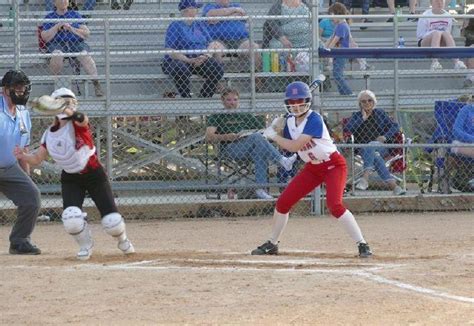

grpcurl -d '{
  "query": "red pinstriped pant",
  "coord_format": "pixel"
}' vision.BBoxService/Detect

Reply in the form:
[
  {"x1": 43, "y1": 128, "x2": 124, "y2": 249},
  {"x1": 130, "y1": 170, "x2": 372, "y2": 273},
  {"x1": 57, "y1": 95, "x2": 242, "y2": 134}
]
[{"x1": 276, "y1": 152, "x2": 347, "y2": 218}]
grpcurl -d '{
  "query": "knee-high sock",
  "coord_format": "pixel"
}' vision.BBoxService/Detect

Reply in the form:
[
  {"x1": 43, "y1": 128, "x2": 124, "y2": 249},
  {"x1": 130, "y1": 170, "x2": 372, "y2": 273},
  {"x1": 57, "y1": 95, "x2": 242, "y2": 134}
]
[
  {"x1": 338, "y1": 209, "x2": 366, "y2": 244},
  {"x1": 270, "y1": 210, "x2": 289, "y2": 244}
]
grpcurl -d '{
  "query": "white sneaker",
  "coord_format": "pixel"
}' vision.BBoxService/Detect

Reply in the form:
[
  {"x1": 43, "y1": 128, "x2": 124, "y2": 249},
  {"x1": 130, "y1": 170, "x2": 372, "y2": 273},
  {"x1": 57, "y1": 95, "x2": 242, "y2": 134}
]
[
  {"x1": 255, "y1": 188, "x2": 273, "y2": 199},
  {"x1": 77, "y1": 247, "x2": 92, "y2": 261},
  {"x1": 430, "y1": 61, "x2": 443, "y2": 70},
  {"x1": 280, "y1": 154, "x2": 297, "y2": 171},
  {"x1": 393, "y1": 185, "x2": 406, "y2": 196},
  {"x1": 355, "y1": 178, "x2": 369, "y2": 190},
  {"x1": 118, "y1": 239, "x2": 135, "y2": 254},
  {"x1": 454, "y1": 61, "x2": 467, "y2": 70}
]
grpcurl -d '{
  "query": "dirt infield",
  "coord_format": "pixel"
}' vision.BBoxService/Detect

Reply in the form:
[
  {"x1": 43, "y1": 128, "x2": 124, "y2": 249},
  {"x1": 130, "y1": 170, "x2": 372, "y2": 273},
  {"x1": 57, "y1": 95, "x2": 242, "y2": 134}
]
[{"x1": 0, "y1": 212, "x2": 473, "y2": 325}]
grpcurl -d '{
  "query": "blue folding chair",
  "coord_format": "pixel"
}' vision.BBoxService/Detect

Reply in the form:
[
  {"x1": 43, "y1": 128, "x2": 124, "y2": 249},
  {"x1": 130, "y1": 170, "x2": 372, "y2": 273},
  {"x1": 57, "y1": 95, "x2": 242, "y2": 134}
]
[{"x1": 428, "y1": 100, "x2": 472, "y2": 193}]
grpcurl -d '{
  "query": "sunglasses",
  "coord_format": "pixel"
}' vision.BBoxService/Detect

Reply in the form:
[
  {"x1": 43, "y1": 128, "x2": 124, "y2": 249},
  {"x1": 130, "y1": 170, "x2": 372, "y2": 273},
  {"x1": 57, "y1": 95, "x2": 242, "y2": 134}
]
[{"x1": 359, "y1": 99, "x2": 374, "y2": 104}]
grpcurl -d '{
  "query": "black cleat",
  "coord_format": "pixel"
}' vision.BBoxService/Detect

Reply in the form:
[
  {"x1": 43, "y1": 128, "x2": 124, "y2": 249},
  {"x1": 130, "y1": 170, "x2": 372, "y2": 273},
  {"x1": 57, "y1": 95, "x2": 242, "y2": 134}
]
[
  {"x1": 358, "y1": 242, "x2": 372, "y2": 258},
  {"x1": 251, "y1": 241, "x2": 278, "y2": 255},
  {"x1": 9, "y1": 242, "x2": 41, "y2": 255}
]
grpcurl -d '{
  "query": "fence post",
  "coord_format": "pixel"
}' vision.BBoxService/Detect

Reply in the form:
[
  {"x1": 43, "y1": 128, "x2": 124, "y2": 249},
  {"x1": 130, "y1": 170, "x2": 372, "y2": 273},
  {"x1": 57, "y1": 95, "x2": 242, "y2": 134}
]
[
  {"x1": 13, "y1": 0, "x2": 20, "y2": 70},
  {"x1": 104, "y1": 18, "x2": 113, "y2": 179}
]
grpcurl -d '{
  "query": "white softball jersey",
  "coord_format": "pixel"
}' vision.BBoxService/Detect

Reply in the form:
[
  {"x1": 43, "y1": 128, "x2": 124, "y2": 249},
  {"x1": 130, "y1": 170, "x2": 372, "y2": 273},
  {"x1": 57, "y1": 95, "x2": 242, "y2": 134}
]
[{"x1": 283, "y1": 110, "x2": 337, "y2": 163}]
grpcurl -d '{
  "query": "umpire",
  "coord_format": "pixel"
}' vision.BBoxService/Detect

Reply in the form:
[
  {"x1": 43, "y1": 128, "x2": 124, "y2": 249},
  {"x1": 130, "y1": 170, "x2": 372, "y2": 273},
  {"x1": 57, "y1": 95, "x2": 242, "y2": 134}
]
[{"x1": 0, "y1": 70, "x2": 41, "y2": 255}]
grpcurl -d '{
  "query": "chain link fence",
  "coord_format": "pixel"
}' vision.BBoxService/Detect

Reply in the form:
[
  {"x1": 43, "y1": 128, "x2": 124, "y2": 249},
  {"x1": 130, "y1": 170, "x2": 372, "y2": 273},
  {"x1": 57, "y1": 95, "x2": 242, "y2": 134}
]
[{"x1": 0, "y1": 1, "x2": 473, "y2": 223}]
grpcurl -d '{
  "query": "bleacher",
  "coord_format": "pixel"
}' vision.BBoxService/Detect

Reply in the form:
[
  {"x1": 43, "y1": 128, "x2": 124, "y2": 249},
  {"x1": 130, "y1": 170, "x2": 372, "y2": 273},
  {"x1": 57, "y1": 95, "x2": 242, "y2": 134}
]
[{"x1": 1, "y1": 0, "x2": 471, "y2": 107}]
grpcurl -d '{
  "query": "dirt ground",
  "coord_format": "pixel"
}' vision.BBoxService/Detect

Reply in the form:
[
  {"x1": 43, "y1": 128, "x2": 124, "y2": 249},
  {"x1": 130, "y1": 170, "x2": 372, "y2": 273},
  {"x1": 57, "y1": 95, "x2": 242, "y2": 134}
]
[{"x1": 0, "y1": 212, "x2": 473, "y2": 325}]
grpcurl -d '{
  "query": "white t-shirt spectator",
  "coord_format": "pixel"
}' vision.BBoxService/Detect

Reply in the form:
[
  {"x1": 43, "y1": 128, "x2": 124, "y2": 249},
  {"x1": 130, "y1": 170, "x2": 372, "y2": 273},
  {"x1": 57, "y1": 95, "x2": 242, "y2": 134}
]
[{"x1": 416, "y1": 9, "x2": 453, "y2": 40}]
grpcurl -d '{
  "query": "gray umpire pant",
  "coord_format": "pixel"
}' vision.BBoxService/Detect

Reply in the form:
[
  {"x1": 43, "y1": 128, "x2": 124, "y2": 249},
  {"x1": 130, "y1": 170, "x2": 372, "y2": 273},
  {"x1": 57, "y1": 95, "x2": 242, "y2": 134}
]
[{"x1": 0, "y1": 163, "x2": 41, "y2": 245}]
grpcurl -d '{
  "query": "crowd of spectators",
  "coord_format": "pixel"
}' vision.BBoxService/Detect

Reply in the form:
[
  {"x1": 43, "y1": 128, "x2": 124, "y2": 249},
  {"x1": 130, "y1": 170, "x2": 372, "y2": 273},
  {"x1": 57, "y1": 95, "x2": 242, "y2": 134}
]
[{"x1": 32, "y1": 0, "x2": 471, "y2": 99}]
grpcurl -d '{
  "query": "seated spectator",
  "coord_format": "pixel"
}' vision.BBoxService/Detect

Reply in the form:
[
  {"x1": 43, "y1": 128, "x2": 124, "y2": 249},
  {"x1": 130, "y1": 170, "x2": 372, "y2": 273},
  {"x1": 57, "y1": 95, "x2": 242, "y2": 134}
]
[
  {"x1": 203, "y1": 0, "x2": 261, "y2": 69},
  {"x1": 111, "y1": 0, "x2": 133, "y2": 10},
  {"x1": 416, "y1": 0, "x2": 467, "y2": 70},
  {"x1": 344, "y1": 90, "x2": 406, "y2": 195},
  {"x1": 46, "y1": 0, "x2": 96, "y2": 11},
  {"x1": 452, "y1": 104, "x2": 474, "y2": 158},
  {"x1": 461, "y1": 8, "x2": 474, "y2": 88},
  {"x1": 325, "y1": 3, "x2": 353, "y2": 95},
  {"x1": 386, "y1": 0, "x2": 418, "y2": 22},
  {"x1": 41, "y1": 0, "x2": 103, "y2": 97},
  {"x1": 319, "y1": 17, "x2": 369, "y2": 71},
  {"x1": 205, "y1": 88, "x2": 297, "y2": 199},
  {"x1": 162, "y1": 0, "x2": 225, "y2": 98},
  {"x1": 262, "y1": 0, "x2": 311, "y2": 50}
]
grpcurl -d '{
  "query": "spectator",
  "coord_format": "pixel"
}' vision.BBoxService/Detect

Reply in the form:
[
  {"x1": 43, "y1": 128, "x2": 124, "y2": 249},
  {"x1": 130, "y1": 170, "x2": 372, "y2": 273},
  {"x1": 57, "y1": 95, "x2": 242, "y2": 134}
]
[
  {"x1": 386, "y1": 0, "x2": 418, "y2": 23},
  {"x1": 416, "y1": 0, "x2": 467, "y2": 70},
  {"x1": 325, "y1": 2, "x2": 353, "y2": 95},
  {"x1": 205, "y1": 88, "x2": 297, "y2": 199},
  {"x1": 111, "y1": 0, "x2": 133, "y2": 10},
  {"x1": 46, "y1": 0, "x2": 97, "y2": 11},
  {"x1": 344, "y1": 90, "x2": 406, "y2": 195},
  {"x1": 262, "y1": 0, "x2": 311, "y2": 49},
  {"x1": 162, "y1": 0, "x2": 225, "y2": 98},
  {"x1": 340, "y1": 0, "x2": 372, "y2": 30},
  {"x1": 320, "y1": 17, "x2": 370, "y2": 71},
  {"x1": 1, "y1": 70, "x2": 42, "y2": 255},
  {"x1": 461, "y1": 8, "x2": 474, "y2": 88},
  {"x1": 202, "y1": 0, "x2": 261, "y2": 69},
  {"x1": 452, "y1": 104, "x2": 474, "y2": 158},
  {"x1": 41, "y1": 0, "x2": 103, "y2": 97}
]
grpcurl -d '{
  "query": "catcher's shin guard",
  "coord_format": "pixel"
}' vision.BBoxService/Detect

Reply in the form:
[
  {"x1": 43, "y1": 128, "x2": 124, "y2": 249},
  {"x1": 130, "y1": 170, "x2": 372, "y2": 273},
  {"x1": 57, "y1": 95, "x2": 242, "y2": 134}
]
[
  {"x1": 101, "y1": 213, "x2": 135, "y2": 254},
  {"x1": 62, "y1": 206, "x2": 93, "y2": 260}
]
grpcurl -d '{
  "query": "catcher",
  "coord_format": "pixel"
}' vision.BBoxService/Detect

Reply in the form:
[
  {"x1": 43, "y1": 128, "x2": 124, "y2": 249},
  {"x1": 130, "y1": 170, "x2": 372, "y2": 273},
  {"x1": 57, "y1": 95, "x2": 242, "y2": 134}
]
[
  {"x1": 15, "y1": 88, "x2": 135, "y2": 260},
  {"x1": 251, "y1": 81, "x2": 372, "y2": 258}
]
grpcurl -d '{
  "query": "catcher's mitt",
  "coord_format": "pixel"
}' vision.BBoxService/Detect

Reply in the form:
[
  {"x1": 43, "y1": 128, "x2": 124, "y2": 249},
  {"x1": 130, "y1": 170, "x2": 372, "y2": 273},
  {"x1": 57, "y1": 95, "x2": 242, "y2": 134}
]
[{"x1": 29, "y1": 95, "x2": 67, "y2": 115}]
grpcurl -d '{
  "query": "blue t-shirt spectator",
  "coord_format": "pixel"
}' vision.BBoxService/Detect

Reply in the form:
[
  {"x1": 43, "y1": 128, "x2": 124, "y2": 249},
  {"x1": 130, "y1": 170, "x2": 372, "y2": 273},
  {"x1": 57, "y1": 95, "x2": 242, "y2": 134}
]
[
  {"x1": 334, "y1": 21, "x2": 350, "y2": 48},
  {"x1": 43, "y1": 10, "x2": 84, "y2": 44},
  {"x1": 453, "y1": 105, "x2": 474, "y2": 143},
  {"x1": 164, "y1": 21, "x2": 212, "y2": 60},
  {"x1": 319, "y1": 18, "x2": 335, "y2": 39},
  {"x1": 202, "y1": 3, "x2": 248, "y2": 41}
]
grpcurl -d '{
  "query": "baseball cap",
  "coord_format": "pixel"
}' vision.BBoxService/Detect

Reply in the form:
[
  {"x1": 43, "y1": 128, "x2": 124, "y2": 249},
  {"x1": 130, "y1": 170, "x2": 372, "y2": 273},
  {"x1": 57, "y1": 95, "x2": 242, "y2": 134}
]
[
  {"x1": 178, "y1": 0, "x2": 202, "y2": 11},
  {"x1": 51, "y1": 87, "x2": 76, "y2": 99}
]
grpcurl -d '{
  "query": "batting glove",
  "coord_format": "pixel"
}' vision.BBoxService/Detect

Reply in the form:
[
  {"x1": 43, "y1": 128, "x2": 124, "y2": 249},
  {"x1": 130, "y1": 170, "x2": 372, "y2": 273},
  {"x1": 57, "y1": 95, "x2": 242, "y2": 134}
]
[{"x1": 263, "y1": 126, "x2": 278, "y2": 140}]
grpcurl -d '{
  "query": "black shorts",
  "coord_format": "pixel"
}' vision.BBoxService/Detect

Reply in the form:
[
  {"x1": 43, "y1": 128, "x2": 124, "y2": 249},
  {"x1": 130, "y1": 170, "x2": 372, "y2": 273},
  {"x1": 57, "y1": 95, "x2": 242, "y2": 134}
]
[{"x1": 61, "y1": 165, "x2": 118, "y2": 216}]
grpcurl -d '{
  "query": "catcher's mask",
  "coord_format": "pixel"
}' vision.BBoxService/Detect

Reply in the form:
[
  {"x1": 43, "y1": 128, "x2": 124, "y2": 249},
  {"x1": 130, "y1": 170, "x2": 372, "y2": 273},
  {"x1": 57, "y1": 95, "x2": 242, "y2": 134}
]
[
  {"x1": 284, "y1": 81, "x2": 312, "y2": 117},
  {"x1": 1, "y1": 70, "x2": 31, "y2": 105},
  {"x1": 51, "y1": 87, "x2": 78, "y2": 120}
]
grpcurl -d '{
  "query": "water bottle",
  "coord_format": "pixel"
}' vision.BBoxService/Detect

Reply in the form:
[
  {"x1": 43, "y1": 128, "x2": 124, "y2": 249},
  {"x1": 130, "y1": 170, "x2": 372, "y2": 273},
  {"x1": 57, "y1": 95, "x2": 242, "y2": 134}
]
[
  {"x1": 8, "y1": 6, "x2": 13, "y2": 27},
  {"x1": 398, "y1": 36, "x2": 405, "y2": 48},
  {"x1": 271, "y1": 52, "x2": 280, "y2": 73},
  {"x1": 279, "y1": 53, "x2": 287, "y2": 72},
  {"x1": 262, "y1": 52, "x2": 271, "y2": 72},
  {"x1": 396, "y1": 6, "x2": 402, "y2": 23},
  {"x1": 286, "y1": 53, "x2": 296, "y2": 72}
]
